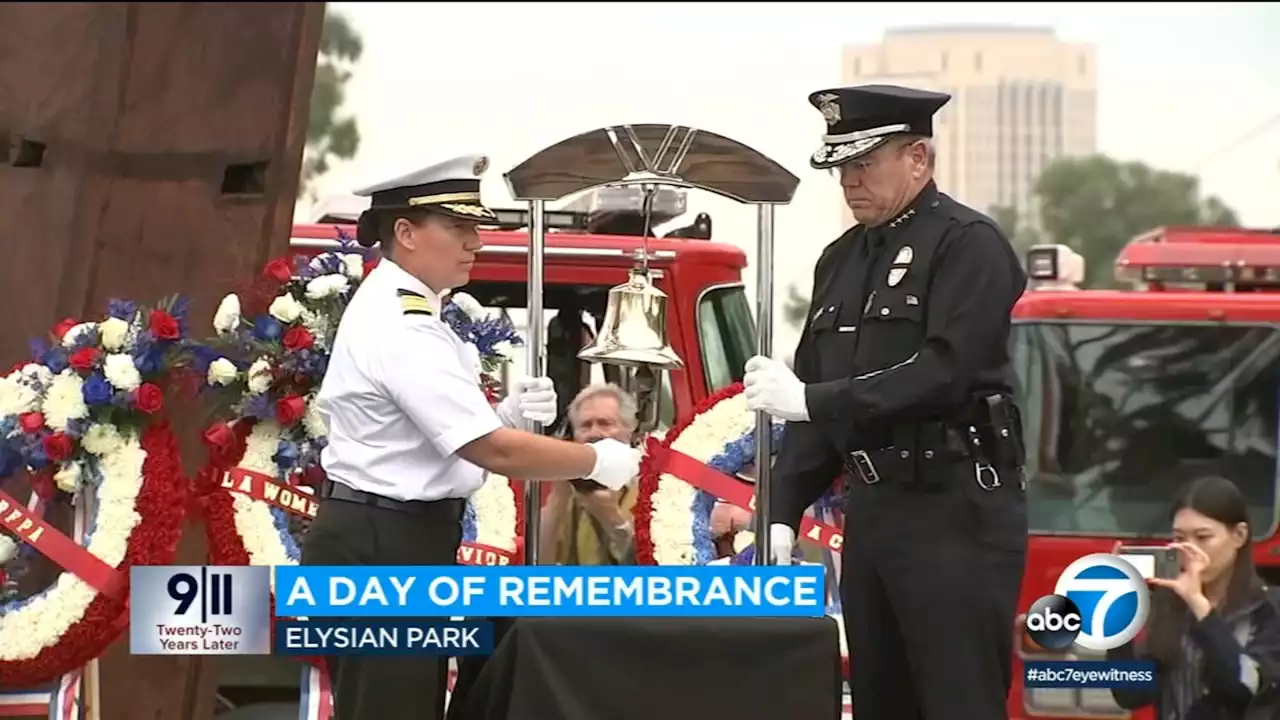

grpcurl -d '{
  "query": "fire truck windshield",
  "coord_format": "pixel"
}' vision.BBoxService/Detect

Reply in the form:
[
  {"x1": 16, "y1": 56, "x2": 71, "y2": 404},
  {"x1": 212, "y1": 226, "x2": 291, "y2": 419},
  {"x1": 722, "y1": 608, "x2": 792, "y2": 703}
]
[
  {"x1": 697, "y1": 285, "x2": 757, "y2": 392},
  {"x1": 1012, "y1": 321, "x2": 1280, "y2": 539}
]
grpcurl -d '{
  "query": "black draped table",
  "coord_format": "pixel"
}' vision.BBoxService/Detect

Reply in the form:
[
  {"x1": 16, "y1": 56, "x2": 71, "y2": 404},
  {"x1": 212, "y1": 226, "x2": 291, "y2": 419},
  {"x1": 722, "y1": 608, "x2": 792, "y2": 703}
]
[{"x1": 451, "y1": 617, "x2": 843, "y2": 720}]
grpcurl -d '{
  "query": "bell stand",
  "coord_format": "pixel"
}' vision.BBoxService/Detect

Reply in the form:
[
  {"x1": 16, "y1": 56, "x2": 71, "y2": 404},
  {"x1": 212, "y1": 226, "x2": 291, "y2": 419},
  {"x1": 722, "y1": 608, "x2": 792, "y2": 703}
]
[{"x1": 504, "y1": 124, "x2": 800, "y2": 566}]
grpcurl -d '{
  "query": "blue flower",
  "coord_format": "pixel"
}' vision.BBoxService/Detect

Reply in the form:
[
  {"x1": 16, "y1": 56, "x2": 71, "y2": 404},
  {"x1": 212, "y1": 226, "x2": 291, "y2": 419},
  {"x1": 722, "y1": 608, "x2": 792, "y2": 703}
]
[
  {"x1": 274, "y1": 440, "x2": 300, "y2": 471},
  {"x1": 0, "y1": 417, "x2": 16, "y2": 437},
  {"x1": 253, "y1": 316, "x2": 283, "y2": 342},
  {"x1": 112, "y1": 391, "x2": 135, "y2": 409},
  {"x1": 133, "y1": 347, "x2": 163, "y2": 376},
  {"x1": 106, "y1": 298, "x2": 137, "y2": 321},
  {"x1": 189, "y1": 344, "x2": 223, "y2": 373},
  {"x1": 40, "y1": 348, "x2": 67, "y2": 374},
  {"x1": 65, "y1": 418, "x2": 90, "y2": 439},
  {"x1": 244, "y1": 393, "x2": 273, "y2": 420},
  {"x1": 82, "y1": 373, "x2": 113, "y2": 406},
  {"x1": 24, "y1": 442, "x2": 48, "y2": 471}
]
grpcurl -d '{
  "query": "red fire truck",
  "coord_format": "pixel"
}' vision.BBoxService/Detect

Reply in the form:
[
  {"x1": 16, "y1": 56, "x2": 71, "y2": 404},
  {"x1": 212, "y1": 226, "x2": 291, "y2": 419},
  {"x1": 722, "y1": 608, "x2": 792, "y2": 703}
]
[{"x1": 1009, "y1": 226, "x2": 1280, "y2": 720}]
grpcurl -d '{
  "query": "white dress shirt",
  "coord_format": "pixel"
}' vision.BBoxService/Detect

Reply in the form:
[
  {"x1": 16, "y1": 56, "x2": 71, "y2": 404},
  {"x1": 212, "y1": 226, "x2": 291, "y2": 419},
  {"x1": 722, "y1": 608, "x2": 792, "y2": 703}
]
[{"x1": 317, "y1": 260, "x2": 502, "y2": 501}]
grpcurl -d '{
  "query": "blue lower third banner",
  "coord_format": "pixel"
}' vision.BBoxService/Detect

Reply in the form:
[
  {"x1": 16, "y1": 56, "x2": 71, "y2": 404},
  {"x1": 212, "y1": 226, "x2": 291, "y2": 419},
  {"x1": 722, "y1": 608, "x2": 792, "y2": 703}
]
[
  {"x1": 275, "y1": 620, "x2": 495, "y2": 656},
  {"x1": 274, "y1": 565, "x2": 826, "y2": 618},
  {"x1": 1024, "y1": 661, "x2": 1157, "y2": 689}
]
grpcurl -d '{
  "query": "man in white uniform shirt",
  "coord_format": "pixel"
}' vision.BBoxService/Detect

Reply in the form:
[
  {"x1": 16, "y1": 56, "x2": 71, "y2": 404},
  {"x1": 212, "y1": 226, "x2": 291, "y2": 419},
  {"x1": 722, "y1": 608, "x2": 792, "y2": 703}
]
[{"x1": 302, "y1": 154, "x2": 642, "y2": 720}]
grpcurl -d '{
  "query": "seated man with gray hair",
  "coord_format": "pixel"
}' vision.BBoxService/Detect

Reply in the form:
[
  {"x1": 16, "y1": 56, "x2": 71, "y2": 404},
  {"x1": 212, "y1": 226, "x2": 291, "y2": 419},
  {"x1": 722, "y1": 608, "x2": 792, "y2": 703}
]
[{"x1": 539, "y1": 383, "x2": 640, "y2": 565}]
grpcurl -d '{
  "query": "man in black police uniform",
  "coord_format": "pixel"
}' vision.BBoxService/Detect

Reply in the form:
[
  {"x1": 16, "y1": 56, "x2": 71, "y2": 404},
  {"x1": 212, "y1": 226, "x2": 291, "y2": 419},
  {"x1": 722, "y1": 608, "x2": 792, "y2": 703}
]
[{"x1": 742, "y1": 85, "x2": 1029, "y2": 719}]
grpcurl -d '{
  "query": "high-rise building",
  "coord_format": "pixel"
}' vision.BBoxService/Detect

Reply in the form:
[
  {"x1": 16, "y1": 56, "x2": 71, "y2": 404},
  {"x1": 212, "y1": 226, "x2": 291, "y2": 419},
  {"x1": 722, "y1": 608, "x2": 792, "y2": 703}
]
[{"x1": 842, "y1": 26, "x2": 1097, "y2": 228}]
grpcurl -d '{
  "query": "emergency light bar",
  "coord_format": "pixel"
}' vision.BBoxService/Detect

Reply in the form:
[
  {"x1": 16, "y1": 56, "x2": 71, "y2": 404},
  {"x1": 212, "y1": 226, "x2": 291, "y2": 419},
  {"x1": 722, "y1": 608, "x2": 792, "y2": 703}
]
[
  {"x1": 1025, "y1": 244, "x2": 1084, "y2": 290},
  {"x1": 486, "y1": 208, "x2": 591, "y2": 232},
  {"x1": 1114, "y1": 227, "x2": 1280, "y2": 289}
]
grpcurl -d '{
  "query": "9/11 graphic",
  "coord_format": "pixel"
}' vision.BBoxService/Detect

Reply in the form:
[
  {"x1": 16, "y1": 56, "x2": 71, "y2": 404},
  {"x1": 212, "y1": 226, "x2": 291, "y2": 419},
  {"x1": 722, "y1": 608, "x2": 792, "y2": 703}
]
[{"x1": 130, "y1": 566, "x2": 271, "y2": 655}]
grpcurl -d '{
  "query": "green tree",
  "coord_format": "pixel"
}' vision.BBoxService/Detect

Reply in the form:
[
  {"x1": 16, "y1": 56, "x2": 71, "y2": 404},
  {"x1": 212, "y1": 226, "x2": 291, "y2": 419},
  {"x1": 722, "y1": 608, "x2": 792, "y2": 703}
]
[
  {"x1": 987, "y1": 203, "x2": 1042, "y2": 256},
  {"x1": 300, "y1": 10, "x2": 363, "y2": 200},
  {"x1": 1032, "y1": 155, "x2": 1240, "y2": 288}
]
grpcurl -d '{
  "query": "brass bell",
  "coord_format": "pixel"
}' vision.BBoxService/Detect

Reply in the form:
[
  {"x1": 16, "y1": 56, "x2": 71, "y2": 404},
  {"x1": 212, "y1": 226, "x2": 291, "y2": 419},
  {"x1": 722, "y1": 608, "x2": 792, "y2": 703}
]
[{"x1": 579, "y1": 268, "x2": 684, "y2": 370}]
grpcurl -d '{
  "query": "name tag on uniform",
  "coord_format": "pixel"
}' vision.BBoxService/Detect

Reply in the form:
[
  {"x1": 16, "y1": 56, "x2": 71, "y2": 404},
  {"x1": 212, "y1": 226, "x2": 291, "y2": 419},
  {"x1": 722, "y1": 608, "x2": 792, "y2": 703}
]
[{"x1": 838, "y1": 326, "x2": 857, "y2": 333}]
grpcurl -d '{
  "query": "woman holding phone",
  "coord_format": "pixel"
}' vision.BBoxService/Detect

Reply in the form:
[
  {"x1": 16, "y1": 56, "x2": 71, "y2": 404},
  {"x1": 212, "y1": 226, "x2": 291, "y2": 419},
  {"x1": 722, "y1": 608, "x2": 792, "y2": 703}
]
[{"x1": 1108, "y1": 475, "x2": 1280, "y2": 718}]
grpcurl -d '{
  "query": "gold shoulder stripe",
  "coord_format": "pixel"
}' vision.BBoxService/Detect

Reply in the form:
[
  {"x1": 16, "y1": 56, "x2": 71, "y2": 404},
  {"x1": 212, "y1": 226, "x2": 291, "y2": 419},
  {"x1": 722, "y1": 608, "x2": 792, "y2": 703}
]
[{"x1": 400, "y1": 295, "x2": 434, "y2": 316}]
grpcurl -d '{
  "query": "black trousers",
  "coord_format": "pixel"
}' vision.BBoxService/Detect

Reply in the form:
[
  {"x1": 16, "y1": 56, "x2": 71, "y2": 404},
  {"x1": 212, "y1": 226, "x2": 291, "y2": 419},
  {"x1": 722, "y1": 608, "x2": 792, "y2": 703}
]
[
  {"x1": 841, "y1": 460, "x2": 1028, "y2": 720},
  {"x1": 446, "y1": 617, "x2": 517, "y2": 720},
  {"x1": 300, "y1": 495, "x2": 464, "y2": 720}
]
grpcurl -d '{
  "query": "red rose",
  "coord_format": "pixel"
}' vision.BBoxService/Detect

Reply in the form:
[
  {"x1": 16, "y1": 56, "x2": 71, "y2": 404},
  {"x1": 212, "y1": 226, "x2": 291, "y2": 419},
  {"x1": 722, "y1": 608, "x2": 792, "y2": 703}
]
[
  {"x1": 42, "y1": 432, "x2": 74, "y2": 462},
  {"x1": 52, "y1": 318, "x2": 79, "y2": 340},
  {"x1": 68, "y1": 346, "x2": 101, "y2": 371},
  {"x1": 276, "y1": 395, "x2": 306, "y2": 426},
  {"x1": 18, "y1": 412, "x2": 45, "y2": 434},
  {"x1": 148, "y1": 309, "x2": 181, "y2": 340},
  {"x1": 202, "y1": 421, "x2": 235, "y2": 453},
  {"x1": 282, "y1": 326, "x2": 314, "y2": 352},
  {"x1": 263, "y1": 258, "x2": 294, "y2": 284},
  {"x1": 135, "y1": 382, "x2": 165, "y2": 414},
  {"x1": 363, "y1": 258, "x2": 380, "y2": 277},
  {"x1": 300, "y1": 464, "x2": 327, "y2": 489}
]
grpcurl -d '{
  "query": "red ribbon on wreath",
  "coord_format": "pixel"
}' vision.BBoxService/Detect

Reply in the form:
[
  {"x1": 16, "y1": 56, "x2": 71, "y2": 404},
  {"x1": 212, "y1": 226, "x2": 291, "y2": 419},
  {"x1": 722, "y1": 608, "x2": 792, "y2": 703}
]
[{"x1": 0, "y1": 488, "x2": 125, "y2": 600}]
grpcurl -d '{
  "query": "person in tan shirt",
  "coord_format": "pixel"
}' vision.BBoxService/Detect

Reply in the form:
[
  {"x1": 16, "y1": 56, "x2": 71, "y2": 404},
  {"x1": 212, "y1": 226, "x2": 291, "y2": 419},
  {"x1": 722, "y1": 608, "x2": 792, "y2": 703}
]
[{"x1": 539, "y1": 383, "x2": 640, "y2": 565}]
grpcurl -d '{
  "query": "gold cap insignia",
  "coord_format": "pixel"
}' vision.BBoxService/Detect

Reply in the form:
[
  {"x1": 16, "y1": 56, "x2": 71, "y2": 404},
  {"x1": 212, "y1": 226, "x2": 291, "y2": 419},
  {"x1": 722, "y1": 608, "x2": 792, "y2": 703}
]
[{"x1": 816, "y1": 93, "x2": 841, "y2": 127}]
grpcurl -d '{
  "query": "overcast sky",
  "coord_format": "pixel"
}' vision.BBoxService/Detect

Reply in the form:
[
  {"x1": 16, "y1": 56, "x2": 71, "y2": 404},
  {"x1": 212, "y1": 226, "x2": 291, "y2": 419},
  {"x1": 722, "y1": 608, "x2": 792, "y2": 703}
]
[{"x1": 309, "y1": 1, "x2": 1280, "y2": 352}]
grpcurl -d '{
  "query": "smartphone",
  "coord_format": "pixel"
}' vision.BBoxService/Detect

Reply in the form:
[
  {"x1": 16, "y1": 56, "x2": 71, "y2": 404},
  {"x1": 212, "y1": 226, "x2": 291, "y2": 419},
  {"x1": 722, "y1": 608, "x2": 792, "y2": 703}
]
[{"x1": 1117, "y1": 545, "x2": 1180, "y2": 580}]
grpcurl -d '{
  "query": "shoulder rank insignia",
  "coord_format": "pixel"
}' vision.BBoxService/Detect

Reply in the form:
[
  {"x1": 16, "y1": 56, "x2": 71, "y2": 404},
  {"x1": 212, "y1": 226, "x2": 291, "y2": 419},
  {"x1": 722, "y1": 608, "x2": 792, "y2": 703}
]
[{"x1": 397, "y1": 288, "x2": 434, "y2": 317}]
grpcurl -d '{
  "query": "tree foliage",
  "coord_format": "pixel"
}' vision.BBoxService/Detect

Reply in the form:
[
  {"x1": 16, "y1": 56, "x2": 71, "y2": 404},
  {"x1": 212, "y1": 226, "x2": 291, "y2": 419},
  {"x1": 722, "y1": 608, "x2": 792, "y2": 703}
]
[
  {"x1": 1031, "y1": 155, "x2": 1239, "y2": 288},
  {"x1": 299, "y1": 10, "x2": 363, "y2": 200}
]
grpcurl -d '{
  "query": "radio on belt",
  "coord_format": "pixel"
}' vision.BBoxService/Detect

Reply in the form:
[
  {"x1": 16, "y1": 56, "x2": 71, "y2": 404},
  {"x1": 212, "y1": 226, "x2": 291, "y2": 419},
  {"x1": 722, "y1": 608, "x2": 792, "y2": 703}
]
[{"x1": 1025, "y1": 244, "x2": 1085, "y2": 291}]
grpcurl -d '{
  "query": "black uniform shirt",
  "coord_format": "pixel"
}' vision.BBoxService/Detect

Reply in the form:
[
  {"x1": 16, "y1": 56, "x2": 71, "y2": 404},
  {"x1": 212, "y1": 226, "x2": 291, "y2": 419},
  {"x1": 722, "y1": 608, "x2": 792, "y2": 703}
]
[{"x1": 772, "y1": 180, "x2": 1027, "y2": 530}]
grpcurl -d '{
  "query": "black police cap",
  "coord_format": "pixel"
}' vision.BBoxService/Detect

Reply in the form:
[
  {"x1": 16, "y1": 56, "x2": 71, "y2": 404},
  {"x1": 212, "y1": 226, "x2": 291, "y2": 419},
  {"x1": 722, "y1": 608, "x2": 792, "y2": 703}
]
[{"x1": 808, "y1": 85, "x2": 951, "y2": 170}]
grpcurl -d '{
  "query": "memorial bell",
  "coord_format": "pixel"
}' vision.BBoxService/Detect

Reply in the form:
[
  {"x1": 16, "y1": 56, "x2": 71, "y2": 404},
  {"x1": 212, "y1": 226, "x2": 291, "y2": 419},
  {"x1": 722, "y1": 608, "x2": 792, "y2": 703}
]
[{"x1": 578, "y1": 262, "x2": 684, "y2": 371}]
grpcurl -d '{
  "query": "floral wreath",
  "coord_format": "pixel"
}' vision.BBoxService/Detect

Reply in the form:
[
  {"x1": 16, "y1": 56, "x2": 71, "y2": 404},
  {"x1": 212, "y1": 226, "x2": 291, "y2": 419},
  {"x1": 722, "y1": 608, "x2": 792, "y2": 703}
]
[
  {"x1": 0, "y1": 301, "x2": 189, "y2": 686},
  {"x1": 192, "y1": 235, "x2": 527, "y2": 602},
  {"x1": 634, "y1": 383, "x2": 849, "y2": 667}
]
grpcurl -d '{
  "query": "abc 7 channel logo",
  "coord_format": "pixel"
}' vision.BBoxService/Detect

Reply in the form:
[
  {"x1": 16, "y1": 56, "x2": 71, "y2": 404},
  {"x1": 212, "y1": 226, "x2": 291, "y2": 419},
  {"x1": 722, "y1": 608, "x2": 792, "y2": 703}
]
[{"x1": 1024, "y1": 553, "x2": 1149, "y2": 652}]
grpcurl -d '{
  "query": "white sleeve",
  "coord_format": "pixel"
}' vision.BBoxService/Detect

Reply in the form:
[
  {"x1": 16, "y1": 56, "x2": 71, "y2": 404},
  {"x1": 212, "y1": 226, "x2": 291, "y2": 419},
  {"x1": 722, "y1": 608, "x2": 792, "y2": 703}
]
[{"x1": 377, "y1": 319, "x2": 502, "y2": 457}]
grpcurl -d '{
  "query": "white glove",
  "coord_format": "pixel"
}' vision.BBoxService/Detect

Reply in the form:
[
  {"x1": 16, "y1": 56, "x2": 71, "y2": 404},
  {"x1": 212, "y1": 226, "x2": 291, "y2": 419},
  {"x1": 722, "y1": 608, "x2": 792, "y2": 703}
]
[
  {"x1": 770, "y1": 523, "x2": 796, "y2": 566},
  {"x1": 743, "y1": 355, "x2": 810, "y2": 422},
  {"x1": 585, "y1": 438, "x2": 641, "y2": 491},
  {"x1": 497, "y1": 377, "x2": 558, "y2": 428}
]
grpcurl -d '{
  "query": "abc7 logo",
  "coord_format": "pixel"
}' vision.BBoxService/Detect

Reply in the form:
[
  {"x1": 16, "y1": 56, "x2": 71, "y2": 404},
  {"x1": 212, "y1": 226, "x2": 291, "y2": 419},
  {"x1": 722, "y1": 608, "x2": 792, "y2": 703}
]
[{"x1": 1024, "y1": 553, "x2": 1149, "y2": 652}]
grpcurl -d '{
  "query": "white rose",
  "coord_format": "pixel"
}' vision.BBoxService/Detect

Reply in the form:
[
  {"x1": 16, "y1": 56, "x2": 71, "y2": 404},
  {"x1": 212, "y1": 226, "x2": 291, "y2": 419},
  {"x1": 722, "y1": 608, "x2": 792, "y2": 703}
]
[
  {"x1": 213, "y1": 293, "x2": 242, "y2": 335},
  {"x1": 305, "y1": 274, "x2": 350, "y2": 300},
  {"x1": 61, "y1": 322, "x2": 97, "y2": 348},
  {"x1": 303, "y1": 400, "x2": 328, "y2": 439},
  {"x1": 450, "y1": 292, "x2": 487, "y2": 321},
  {"x1": 103, "y1": 353, "x2": 142, "y2": 391},
  {"x1": 44, "y1": 370, "x2": 88, "y2": 430},
  {"x1": 98, "y1": 317, "x2": 131, "y2": 351},
  {"x1": 19, "y1": 364, "x2": 52, "y2": 387},
  {"x1": 207, "y1": 358, "x2": 239, "y2": 386},
  {"x1": 0, "y1": 534, "x2": 17, "y2": 564},
  {"x1": 268, "y1": 294, "x2": 304, "y2": 324},
  {"x1": 491, "y1": 340, "x2": 515, "y2": 359},
  {"x1": 54, "y1": 462, "x2": 82, "y2": 494},
  {"x1": 733, "y1": 531, "x2": 756, "y2": 555},
  {"x1": 341, "y1": 253, "x2": 365, "y2": 280},
  {"x1": 0, "y1": 375, "x2": 39, "y2": 417},
  {"x1": 82, "y1": 423, "x2": 124, "y2": 456},
  {"x1": 247, "y1": 358, "x2": 273, "y2": 395}
]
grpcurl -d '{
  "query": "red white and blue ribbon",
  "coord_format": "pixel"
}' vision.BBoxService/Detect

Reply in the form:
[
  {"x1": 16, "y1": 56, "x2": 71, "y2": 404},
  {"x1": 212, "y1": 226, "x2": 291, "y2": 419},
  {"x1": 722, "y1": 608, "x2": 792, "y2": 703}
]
[{"x1": 298, "y1": 663, "x2": 333, "y2": 720}]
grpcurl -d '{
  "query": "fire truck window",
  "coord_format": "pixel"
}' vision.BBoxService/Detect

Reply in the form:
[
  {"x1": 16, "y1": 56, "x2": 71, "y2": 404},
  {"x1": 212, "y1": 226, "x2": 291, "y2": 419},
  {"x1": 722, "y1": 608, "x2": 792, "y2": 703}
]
[
  {"x1": 697, "y1": 285, "x2": 757, "y2": 393},
  {"x1": 1012, "y1": 322, "x2": 1280, "y2": 538}
]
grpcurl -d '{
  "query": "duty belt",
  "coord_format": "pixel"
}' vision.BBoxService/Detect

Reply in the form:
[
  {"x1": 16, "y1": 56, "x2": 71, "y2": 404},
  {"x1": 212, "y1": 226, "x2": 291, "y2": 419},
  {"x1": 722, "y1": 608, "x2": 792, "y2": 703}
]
[{"x1": 322, "y1": 481, "x2": 465, "y2": 516}]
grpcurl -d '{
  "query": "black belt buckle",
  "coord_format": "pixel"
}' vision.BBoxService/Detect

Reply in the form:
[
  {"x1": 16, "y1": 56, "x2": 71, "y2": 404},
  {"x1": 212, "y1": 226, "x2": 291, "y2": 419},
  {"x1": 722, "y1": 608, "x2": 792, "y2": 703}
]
[{"x1": 847, "y1": 450, "x2": 881, "y2": 485}]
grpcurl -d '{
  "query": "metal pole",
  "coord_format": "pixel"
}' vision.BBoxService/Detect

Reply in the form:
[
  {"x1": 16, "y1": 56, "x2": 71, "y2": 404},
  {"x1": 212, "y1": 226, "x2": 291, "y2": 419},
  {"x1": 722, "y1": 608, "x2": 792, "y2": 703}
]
[
  {"x1": 752, "y1": 204, "x2": 775, "y2": 566},
  {"x1": 523, "y1": 199, "x2": 547, "y2": 566}
]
